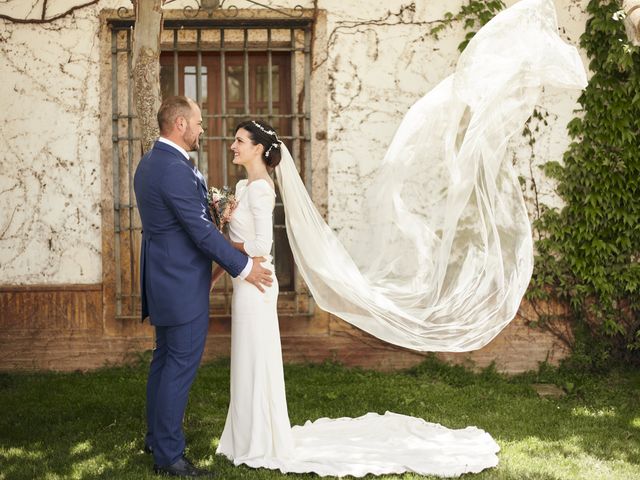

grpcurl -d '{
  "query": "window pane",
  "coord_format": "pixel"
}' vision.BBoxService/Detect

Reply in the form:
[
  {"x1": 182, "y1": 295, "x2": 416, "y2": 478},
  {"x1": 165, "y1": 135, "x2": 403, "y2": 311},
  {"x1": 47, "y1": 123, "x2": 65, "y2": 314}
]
[
  {"x1": 160, "y1": 64, "x2": 174, "y2": 100},
  {"x1": 184, "y1": 65, "x2": 208, "y2": 103},
  {"x1": 227, "y1": 65, "x2": 244, "y2": 103},
  {"x1": 201, "y1": 66, "x2": 208, "y2": 104},
  {"x1": 227, "y1": 107, "x2": 244, "y2": 136},
  {"x1": 256, "y1": 65, "x2": 280, "y2": 103},
  {"x1": 254, "y1": 107, "x2": 280, "y2": 124}
]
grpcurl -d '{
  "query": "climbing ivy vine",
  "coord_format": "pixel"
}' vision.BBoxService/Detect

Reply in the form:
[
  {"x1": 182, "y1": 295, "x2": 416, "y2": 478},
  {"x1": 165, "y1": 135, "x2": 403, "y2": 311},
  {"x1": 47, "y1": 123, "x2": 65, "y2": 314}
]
[
  {"x1": 430, "y1": 0, "x2": 506, "y2": 51},
  {"x1": 435, "y1": 0, "x2": 639, "y2": 367},
  {"x1": 527, "y1": 0, "x2": 640, "y2": 367}
]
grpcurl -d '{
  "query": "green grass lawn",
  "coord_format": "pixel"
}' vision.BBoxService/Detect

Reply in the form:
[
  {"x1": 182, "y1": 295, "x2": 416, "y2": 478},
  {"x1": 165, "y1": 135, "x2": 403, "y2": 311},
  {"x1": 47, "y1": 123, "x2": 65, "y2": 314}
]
[{"x1": 0, "y1": 355, "x2": 638, "y2": 480}]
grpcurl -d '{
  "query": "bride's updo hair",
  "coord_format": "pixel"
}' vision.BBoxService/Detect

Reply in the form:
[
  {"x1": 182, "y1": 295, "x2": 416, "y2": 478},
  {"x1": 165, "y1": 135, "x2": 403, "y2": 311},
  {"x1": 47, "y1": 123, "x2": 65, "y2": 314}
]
[{"x1": 235, "y1": 120, "x2": 282, "y2": 168}]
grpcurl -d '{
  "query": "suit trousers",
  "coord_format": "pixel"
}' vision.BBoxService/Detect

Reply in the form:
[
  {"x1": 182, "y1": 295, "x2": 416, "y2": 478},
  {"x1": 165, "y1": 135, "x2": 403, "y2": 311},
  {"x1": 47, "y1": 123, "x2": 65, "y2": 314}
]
[{"x1": 145, "y1": 312, "x2": 209, "y2": 467}]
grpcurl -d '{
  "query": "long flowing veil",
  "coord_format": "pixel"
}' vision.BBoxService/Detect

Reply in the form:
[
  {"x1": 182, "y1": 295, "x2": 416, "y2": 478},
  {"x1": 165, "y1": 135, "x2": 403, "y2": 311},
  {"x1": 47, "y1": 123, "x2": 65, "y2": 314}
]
[{"x1": 275, "y1": 0, "x2": 587, "y2": 352}]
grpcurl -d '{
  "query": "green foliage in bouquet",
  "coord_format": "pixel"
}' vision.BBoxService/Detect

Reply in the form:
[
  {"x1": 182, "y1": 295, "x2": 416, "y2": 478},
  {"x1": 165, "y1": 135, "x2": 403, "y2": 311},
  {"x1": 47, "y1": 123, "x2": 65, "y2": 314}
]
[{"x1": 528, "y1": 0, "x2": 640, "y2": 368}]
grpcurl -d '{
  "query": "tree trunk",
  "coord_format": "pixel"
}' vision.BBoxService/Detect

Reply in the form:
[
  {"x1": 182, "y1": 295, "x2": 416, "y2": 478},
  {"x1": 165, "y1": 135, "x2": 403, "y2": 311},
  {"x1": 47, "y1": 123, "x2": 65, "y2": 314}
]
[{"x1": 132, "y1": 0, "x2": 163, "y2": 153}]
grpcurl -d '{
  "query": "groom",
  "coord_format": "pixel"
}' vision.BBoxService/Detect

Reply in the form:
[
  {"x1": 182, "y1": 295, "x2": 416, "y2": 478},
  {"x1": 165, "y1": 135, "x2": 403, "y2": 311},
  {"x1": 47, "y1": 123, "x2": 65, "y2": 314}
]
[{"x1": 134, "y1": 95, "x2": 272, "y2": 477}]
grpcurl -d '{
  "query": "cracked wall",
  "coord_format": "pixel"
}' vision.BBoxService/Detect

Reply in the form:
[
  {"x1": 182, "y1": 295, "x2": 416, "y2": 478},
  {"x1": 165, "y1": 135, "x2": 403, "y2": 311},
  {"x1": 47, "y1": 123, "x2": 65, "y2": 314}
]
[
  {"x1": 0, "y1": 0, "x2": 590, "y2": 285},
  {"x1": 0, "y1": 0, "x2": 114, "y2": 284}
]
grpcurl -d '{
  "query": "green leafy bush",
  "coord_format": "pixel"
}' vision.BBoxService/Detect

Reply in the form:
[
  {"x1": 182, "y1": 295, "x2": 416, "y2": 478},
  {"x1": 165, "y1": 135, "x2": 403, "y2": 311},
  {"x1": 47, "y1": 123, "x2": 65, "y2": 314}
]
[{"x1": 528, "y1": 0, "x2": 640, "y2": 367}]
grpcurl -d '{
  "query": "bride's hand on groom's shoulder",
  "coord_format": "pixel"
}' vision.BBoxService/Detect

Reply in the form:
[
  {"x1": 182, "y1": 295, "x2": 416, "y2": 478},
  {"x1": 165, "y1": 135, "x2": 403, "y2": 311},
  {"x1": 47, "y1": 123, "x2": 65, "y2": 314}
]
[{"x1": 245, "y1": 257, "x2": 273, "y2": 293}]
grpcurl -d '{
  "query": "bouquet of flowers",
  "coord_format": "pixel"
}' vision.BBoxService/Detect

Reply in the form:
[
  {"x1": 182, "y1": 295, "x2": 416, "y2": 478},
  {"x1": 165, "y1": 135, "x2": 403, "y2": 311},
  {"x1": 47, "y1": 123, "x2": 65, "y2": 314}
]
[{"x1": 207, "y1": 186, "x2": 237, "y2": 232}]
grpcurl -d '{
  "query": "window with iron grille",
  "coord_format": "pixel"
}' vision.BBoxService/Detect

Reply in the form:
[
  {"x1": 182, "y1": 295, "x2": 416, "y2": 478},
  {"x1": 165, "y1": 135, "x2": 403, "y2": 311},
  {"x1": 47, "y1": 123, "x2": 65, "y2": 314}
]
[{"x1": 109, "y1": 17, "x2": 314, "y2": 320}]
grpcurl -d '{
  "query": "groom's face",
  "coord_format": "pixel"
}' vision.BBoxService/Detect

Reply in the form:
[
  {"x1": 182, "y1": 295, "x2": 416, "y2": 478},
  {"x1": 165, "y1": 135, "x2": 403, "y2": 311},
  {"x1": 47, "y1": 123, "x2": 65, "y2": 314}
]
[{"x1": 182, "y1": 104, "x2": 204, "y2": 152}]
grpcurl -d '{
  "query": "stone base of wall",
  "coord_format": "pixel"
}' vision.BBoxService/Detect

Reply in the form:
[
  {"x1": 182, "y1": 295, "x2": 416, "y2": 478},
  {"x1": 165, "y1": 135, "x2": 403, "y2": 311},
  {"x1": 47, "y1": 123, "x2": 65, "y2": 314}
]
[
  {"x1": 276, "y1": 312, "x2": 570, "y2": 374},
  {"x1": 0, "y1": 285, "x2": 570, "y2": 374}
]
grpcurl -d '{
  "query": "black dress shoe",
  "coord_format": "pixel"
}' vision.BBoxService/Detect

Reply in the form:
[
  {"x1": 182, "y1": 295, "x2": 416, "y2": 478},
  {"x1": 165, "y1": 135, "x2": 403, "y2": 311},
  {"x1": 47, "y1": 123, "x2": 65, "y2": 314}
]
[
  {"x1": 153, "y1": 456, "x2": 214, "y2": 478},
  {"x1": 144, "y1": 444, "x2": 153, "y2": 454}
]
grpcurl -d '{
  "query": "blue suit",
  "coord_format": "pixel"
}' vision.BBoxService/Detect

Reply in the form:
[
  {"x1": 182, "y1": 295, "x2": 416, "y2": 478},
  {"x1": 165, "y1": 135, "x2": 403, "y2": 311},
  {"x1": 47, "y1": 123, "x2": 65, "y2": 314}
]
[{"x1": 134, "y1": 140, "x2": 248, "y2": 467}]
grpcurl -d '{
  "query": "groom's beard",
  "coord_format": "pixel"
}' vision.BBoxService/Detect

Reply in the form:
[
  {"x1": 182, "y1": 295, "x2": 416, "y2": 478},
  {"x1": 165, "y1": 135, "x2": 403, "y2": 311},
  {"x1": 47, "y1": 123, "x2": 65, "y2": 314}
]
[{"x1": 184, "y1": 127, "x2": 200, "y2": 151}]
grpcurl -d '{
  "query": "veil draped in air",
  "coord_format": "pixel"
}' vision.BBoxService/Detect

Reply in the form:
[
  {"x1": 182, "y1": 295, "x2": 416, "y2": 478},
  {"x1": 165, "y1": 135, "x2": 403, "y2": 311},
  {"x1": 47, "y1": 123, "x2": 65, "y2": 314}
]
[{"x1": 275, "y1": 0, "x2": 587, "y2": 352}]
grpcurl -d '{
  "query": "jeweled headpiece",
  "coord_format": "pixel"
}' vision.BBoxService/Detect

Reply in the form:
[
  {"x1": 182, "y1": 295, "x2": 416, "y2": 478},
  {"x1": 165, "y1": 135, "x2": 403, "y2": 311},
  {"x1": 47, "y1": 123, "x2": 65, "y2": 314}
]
[{"x1": 252, "y1": 120, "x2": 281, "y2": 157}]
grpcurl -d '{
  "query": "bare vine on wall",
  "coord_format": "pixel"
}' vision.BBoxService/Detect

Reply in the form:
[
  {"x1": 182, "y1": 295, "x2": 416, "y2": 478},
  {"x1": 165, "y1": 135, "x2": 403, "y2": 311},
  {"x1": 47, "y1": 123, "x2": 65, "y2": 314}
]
[
  {"x1": 518, "y1": 107, "x2": 553, "y2": 235},
  {"x1": 318, "y1": 3, "x2": 439, "y2": 73},
  {"x1": 0, "y1": 0, "x2": 169, "y2": 155},
  {"x1": 0, "y1": 0, "x2": 100, "y2": 23}
]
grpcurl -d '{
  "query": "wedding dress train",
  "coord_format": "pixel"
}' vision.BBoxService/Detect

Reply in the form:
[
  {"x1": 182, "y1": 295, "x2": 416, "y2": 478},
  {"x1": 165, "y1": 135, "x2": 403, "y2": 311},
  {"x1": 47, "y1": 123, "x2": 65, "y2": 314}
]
[{"x1": 216, "y1": 180, "x2": 499, "y2": 477}]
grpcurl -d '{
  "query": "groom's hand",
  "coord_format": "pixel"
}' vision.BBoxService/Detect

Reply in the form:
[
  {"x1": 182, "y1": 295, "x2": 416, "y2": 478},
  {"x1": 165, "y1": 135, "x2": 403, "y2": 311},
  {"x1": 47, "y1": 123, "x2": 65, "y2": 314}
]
[{"x1": 245, "y1": 257, "x2": 273, "y2": 293}]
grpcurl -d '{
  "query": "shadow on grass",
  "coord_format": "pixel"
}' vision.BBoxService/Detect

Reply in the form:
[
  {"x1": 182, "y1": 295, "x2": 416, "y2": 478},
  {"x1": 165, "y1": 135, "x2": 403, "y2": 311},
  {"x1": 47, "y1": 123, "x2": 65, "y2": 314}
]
[
  {"x1": 401, "y1": 356, "x2": 640, "y2": 472},
  {"x1": 0, "y1": 356, "x2": 638, "y2": 479},
  {"x1": 0, "y1": 362, "x2": 156, "y2": 479}
]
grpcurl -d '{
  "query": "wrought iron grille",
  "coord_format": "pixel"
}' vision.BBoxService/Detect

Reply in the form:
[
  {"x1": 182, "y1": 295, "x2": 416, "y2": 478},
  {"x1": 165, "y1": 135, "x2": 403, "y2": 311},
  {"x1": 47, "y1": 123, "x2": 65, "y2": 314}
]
[{"x1": 109, "y1": 17, "x2": 314, "y2": 319}]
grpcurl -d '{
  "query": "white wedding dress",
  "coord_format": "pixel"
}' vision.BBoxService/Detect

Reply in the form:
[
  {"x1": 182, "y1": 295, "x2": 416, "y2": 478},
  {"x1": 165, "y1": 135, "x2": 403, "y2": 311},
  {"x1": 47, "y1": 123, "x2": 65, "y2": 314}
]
[{"x1": 216, "y1": 179, "x2": 499, "y2": 477}]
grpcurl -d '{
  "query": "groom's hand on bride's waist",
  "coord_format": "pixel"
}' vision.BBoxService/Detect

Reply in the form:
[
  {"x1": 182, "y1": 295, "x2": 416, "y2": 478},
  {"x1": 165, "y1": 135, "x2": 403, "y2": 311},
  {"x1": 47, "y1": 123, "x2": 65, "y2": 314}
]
[{"x1": 245, "y1": 257, "x2": 273, "y2": 293}]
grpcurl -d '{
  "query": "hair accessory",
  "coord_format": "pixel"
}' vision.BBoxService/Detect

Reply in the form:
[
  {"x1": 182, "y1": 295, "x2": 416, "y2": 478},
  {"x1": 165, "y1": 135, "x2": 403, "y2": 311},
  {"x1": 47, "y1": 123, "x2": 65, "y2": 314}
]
[
  {"x1": 251, "y1": 120, "x2": 277, "y2": 138},
  {"x1": 251, "y1": 121, "x2": 281, "y2": 158},
  {"x1": 264, "y1": 142, "x2": 281, "y2": 158}
]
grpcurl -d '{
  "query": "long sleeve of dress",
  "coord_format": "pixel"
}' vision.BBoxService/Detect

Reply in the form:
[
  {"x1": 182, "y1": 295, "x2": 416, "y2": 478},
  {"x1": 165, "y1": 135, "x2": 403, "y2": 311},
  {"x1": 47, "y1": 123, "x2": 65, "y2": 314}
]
[{"x1": 243, "y1": 180, "x2": 276, "y2": 258}]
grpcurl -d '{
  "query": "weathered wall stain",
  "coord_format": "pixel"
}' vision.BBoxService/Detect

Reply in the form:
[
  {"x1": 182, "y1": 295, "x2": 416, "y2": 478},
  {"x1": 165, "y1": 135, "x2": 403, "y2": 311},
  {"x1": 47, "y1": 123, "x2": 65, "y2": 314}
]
[{"x1": 0, "y1": 0, "x2": 589, "y2": 282}]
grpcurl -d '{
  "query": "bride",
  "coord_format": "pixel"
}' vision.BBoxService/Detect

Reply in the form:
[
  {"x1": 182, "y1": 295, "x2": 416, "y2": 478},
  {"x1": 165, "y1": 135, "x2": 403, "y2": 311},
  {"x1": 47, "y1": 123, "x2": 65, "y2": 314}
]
[
  {"x1": 212, "y1": 0, "x2": 587, "y2": 476},
  {"x1": 213, "y1": 119, "x2": 501, "y2": 477}
]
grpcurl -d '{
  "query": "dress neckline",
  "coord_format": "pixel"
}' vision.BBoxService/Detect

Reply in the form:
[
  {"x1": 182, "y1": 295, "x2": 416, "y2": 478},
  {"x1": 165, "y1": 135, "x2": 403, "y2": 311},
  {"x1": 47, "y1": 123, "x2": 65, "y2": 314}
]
[{"x1": 238, "y1": 178, "x2": 276, "y2": 195}]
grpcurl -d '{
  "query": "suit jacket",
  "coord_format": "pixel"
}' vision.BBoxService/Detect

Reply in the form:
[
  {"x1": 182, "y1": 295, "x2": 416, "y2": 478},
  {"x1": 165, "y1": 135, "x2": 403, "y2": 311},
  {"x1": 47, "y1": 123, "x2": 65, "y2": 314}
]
[{"x1": 134, "y1": 140, "x2": 248, "y2": 326}]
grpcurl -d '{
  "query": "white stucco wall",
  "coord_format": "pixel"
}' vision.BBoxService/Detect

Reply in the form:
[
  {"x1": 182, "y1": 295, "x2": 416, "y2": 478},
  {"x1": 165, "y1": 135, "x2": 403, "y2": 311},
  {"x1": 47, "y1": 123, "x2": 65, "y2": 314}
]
[
  {"x1": 0, "y1": 1, "x2": 108, "y2": 284},
  {"x1": 0, "y1": 0, "x2": 589, "y2": 285}
]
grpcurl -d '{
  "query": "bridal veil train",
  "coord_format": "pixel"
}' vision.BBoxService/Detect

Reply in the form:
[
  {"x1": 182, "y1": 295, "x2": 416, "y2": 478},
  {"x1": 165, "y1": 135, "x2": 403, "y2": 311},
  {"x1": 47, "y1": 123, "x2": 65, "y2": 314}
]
[
  {"x1": 276, "y1": 0, "x2": 587, "y2": 352},
  {"x1": 218, "y1": 0, "x2": 587, "y2": 477}
]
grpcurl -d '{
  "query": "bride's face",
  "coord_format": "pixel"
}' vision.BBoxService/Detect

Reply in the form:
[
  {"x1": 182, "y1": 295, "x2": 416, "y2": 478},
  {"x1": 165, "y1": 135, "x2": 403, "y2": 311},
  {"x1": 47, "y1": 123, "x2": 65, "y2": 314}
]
[{"x1": 230, "y1": 128, "x2": 262, "y2": 167}]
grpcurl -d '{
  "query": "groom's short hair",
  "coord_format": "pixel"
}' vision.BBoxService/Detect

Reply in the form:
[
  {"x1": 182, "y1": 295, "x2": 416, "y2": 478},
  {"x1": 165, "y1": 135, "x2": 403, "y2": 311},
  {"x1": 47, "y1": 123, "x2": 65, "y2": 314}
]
[{"x1": 157, "y1": 96, "x2": 195, "y2": 134}]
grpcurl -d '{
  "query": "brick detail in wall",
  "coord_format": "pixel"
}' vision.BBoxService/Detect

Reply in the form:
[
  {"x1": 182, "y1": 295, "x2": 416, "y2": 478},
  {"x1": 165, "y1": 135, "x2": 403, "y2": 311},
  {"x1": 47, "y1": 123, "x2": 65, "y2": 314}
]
[
  {"x1": 0, "y1": 286, "x2": 569, "y2": 373},
  {"x1": 0, "y1": 284, "x2": 103, "y2": 333}
]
